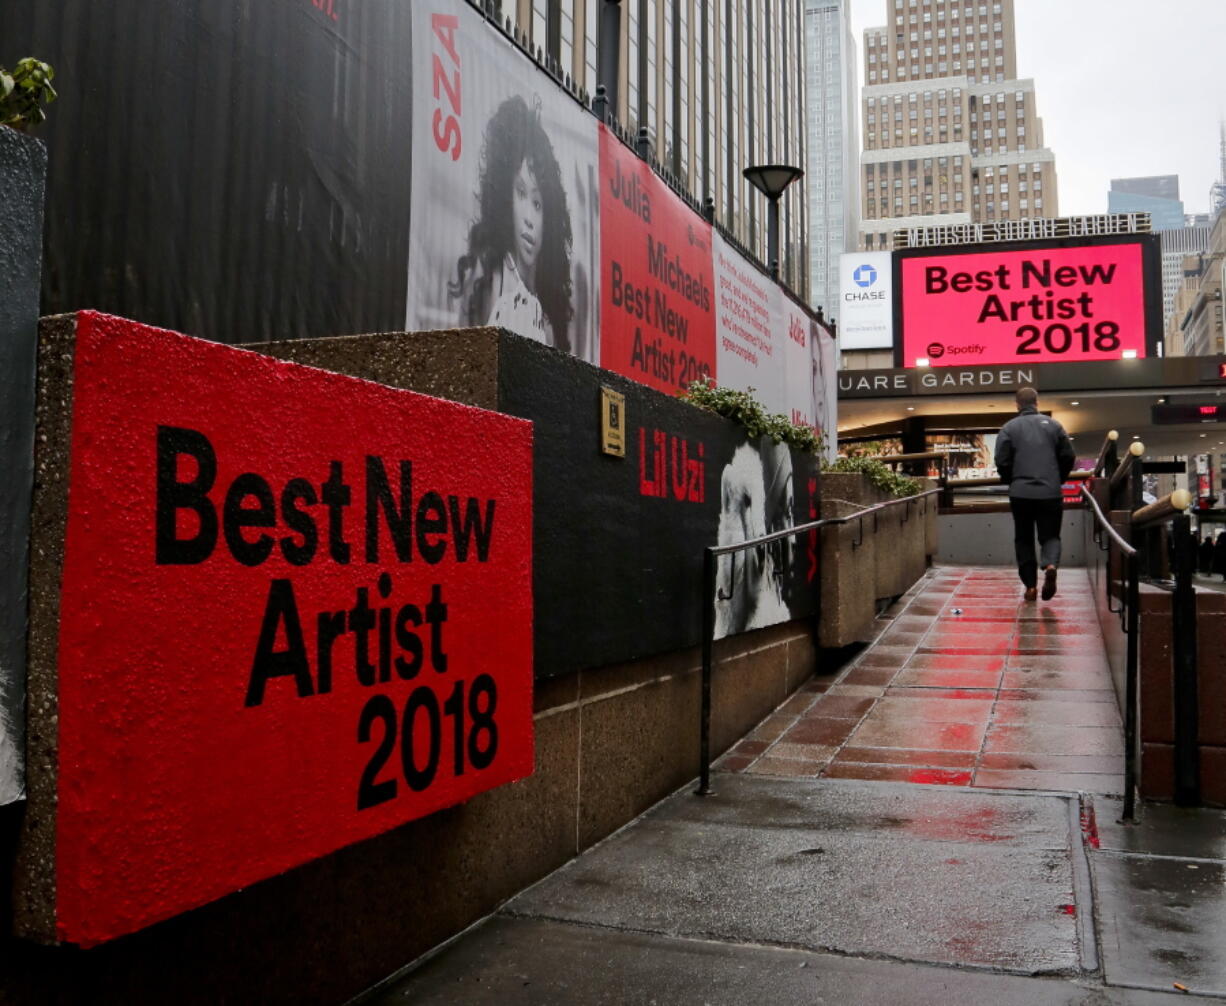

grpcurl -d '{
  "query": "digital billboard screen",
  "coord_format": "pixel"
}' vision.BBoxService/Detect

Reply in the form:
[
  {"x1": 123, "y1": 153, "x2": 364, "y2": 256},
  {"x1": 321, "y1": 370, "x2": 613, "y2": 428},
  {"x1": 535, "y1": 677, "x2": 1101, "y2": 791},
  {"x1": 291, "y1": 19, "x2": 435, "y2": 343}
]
[{"x1": 895, "y1": 235, "x2": 1160, "y2": 369}]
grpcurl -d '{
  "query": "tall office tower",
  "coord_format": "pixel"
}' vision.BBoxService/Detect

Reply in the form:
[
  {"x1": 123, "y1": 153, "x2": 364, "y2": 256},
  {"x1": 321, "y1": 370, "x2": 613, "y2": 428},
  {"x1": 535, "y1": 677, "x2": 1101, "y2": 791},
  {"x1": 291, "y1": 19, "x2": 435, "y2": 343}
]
[
  {"x1": 502, "y1": 0, "x2": 811, "y2": 298},
  {"x1": 1109, "y1": 175, "x2": 1185, "y2": 232},
  {"x1": 804, "y1": 0, "x2": 860, "y2": 318},
  {"x1": 857, "y1": 0, "x2": 1059, "y2": 249},
  {"x1": 1209, "y1": 123, "x2": 1226, "y2": 218}
]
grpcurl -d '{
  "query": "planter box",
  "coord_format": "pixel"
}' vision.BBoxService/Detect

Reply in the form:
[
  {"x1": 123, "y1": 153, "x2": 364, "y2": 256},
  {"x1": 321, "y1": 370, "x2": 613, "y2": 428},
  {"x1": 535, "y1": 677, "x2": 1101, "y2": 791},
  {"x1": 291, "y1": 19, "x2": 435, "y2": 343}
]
[
  {"x1": 819, "y1": 498, "x2": 876, "y2": 648},
  {"x1": 0, "y1": 125, "x2": 47, "y2": 805},
  {"x1": 820, "y1": 471, "x2": 931, "y2": 643}
]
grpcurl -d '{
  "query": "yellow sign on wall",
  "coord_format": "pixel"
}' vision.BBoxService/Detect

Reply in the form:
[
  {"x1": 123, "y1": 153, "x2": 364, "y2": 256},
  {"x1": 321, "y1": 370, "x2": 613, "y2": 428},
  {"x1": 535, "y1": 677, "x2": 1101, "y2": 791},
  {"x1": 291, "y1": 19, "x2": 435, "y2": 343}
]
[{"x1": 600, "y1": 386, "x2": 626, "y2": 457}]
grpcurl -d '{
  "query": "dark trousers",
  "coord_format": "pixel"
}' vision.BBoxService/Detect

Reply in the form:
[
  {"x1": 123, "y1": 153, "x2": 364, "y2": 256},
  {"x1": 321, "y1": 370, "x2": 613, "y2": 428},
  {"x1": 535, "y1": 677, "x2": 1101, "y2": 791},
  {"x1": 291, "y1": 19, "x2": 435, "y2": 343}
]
[{"x1": 1009, "y1": 496, "x2": 1064, "y2": 588}]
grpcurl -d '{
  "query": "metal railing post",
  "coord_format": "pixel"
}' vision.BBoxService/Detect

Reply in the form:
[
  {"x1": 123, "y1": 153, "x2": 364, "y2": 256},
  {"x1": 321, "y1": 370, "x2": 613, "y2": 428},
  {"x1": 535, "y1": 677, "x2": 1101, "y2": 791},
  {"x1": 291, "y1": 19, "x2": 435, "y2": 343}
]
[
  {"x1": 1083, "y1": 484, "x2": 1141, "y2": 822},
  {"x1": 696, "y1": 547, "x2": 715, "y2": 796},
  {"x1": 1171, "y1": 514, "x2": 1201, "y2": 806},
  {"x1": 1094, "y1": 430, "x2": 1120, "y2": 478},
  {"x1": 1123, "y1": 548, "x2": 1140, "y2": 822},
  {"x1": 598, "y1": 0, "x2": 622, "y2": 117}
]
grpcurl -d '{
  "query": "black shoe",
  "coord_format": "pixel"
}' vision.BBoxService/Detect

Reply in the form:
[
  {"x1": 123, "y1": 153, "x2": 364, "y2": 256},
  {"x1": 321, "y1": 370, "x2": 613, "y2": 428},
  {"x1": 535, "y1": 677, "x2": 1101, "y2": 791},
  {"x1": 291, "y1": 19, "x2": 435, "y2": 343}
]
[{"x1": 1041, "y1": 565, "x2": 1058, "y2": 600}]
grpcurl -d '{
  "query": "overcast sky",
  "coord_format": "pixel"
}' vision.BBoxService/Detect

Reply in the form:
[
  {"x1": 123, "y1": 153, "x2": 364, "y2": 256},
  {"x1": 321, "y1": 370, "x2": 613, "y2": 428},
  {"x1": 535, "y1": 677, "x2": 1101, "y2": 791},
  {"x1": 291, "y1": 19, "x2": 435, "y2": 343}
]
[{"x1": 847, "y1": 0, "x2": 1226, "y2": 217}]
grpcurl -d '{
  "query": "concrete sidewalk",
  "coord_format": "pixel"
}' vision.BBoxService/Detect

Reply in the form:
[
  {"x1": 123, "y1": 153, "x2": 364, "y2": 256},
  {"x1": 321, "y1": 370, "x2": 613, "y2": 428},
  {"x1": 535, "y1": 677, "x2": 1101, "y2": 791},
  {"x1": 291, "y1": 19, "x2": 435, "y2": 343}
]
[{"x1": 361, "y1": 568, "x2": 1226, "y2": 1005}]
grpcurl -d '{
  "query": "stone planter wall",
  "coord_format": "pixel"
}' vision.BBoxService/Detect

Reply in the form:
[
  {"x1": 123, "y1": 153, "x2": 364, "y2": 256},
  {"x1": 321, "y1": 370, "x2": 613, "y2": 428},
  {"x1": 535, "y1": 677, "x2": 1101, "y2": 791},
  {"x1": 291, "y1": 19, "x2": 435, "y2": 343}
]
[
  {"x1": 818, "y1": 498, "x2": 877, "y2": 648},
  {"x1": 819, "y1": 472, "x2": 933, "y2": 647}
]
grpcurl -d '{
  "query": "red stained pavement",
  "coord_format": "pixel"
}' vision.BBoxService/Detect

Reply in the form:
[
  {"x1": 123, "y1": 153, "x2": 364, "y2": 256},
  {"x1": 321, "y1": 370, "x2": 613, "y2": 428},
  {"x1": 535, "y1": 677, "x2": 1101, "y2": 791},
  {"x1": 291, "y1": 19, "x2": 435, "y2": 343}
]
[{"x1": 715, "y1": 566, "x2": 1125, "y2": 796}]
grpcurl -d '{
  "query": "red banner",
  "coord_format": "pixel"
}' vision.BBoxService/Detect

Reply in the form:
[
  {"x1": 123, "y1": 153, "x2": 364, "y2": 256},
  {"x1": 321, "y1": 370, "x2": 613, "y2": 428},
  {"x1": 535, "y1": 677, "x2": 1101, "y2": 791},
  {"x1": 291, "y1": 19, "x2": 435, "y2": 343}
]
[
  {"x1": 54, "y1": 313, "x2": 534, "y2": 945},
  {"x1": 599, "y1": 125, "x2": 716, "y2": 394}
]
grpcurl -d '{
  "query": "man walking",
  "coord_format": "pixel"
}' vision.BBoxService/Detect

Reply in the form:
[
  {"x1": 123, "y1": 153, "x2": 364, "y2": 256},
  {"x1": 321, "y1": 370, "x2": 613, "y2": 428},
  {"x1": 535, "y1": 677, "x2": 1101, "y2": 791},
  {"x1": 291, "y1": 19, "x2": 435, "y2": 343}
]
[{"x1": 994, "y1": 387, "x2": 1076, "y2": 601}]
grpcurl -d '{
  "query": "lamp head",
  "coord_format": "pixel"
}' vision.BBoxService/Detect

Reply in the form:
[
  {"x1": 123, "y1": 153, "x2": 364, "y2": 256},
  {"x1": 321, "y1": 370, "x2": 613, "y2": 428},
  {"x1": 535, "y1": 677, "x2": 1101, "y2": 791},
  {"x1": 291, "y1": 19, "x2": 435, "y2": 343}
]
[{"x1": 743, "y1": 164, "x2": 804, "y2": 200}]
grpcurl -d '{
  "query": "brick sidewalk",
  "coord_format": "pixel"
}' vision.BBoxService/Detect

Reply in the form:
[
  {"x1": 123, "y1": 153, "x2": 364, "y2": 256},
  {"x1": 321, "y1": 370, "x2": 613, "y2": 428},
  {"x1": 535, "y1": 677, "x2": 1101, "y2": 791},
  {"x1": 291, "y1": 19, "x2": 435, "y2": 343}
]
[{"x1": 717, "y1": 566, "x2": 1124, "y2": 794}]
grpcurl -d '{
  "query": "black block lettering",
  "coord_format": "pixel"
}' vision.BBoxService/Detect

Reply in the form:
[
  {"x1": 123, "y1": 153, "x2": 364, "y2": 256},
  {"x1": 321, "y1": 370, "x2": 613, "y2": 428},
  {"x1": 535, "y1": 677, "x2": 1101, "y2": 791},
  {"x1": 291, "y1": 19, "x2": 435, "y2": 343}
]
[
  {"x1": 365, "y1": 457, "x2": 414, "y2": 563},
  {"x1": 449, "y1": 496, "x2": 495, "y2": 562},
  {"x1": 155, "y1": 425, "x2": 218, "y2": 565},
  {"x1": 224, "y1": 473, "x2": 276, "y2": 566},
  {"x1": 415, "y1": 491, "x2": 448, "y2": 564},
  {"x1": 246, "y1": 579, "x2": 313, "y2": 706},
  {"x1": 280, "y1": 478, "x2": 319, "y2": 566}
]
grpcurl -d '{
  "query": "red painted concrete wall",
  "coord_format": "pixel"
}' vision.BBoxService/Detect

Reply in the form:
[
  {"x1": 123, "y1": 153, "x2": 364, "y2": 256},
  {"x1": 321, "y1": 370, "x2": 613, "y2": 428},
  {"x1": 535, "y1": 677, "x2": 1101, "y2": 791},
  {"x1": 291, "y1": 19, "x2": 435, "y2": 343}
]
[{"x1": 51, "y1": 313, "x2": 534, "y2": 945}]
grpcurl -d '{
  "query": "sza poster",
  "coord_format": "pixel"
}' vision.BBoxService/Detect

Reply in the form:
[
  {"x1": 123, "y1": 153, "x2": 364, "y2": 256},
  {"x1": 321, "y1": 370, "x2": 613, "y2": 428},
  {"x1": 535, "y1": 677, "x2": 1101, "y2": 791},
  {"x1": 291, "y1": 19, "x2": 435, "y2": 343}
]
[{"x1": 409, "y1": 7, "x2": 601, "y2": 364}]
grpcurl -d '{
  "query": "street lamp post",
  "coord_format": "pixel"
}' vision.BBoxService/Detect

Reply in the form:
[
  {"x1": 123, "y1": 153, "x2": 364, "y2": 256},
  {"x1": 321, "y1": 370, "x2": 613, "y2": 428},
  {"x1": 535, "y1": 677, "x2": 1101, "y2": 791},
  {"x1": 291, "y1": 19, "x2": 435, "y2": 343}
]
[{"x1": 743, "y1": 164, "x2": 803, "y2": 281}]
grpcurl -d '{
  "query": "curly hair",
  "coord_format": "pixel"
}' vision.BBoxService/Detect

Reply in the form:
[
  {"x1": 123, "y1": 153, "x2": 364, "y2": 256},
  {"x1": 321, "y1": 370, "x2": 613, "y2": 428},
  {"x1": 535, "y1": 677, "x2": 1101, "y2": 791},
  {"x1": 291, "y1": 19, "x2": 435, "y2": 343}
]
[{"x1": 450, "y1": 94, "x2": 574, "y2": 353}]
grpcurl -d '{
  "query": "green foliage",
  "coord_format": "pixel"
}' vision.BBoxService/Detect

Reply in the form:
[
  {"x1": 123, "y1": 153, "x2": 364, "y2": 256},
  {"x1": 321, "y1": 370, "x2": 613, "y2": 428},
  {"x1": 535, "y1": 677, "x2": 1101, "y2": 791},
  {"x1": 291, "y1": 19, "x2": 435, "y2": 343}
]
[
  {"x1": 0, "y1": 58, "x2": 57, "y2": 132},
  {"x1": 678, "y1": 377, "x2": 825, "y2": 454},
  {"x1": 823, "y1": 454, "x2": 923, "y2": 499}
]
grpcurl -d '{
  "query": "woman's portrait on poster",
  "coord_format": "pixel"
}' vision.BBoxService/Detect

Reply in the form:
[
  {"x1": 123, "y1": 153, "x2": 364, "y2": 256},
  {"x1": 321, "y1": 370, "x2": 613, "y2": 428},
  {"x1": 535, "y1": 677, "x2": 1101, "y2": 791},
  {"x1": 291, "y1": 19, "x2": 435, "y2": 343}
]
[
  {"x1": 450, "y1": 93, "x2": 575, "y2": 354},
  {"x1": 714, "y1": 440, "x2": 796, "y2": 638}
]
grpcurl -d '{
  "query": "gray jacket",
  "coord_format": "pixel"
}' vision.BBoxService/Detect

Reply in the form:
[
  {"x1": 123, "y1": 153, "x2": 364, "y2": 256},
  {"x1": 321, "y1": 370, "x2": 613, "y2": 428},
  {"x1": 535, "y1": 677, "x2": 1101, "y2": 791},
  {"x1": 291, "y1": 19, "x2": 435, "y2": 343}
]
[{"x1": 994, "y1": 406, "x2": 1075, "y2": 499}]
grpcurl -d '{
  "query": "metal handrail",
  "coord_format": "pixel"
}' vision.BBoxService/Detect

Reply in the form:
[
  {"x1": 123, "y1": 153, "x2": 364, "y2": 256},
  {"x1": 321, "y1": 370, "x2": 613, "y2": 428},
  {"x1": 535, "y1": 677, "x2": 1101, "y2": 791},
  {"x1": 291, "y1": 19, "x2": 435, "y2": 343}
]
[
  {"x1": 1081, "y1": 482, "x2": 1140, "y2": 820},
  {"x1": 871, "y1": 451, "x2": 945, "y2": 464},
  {"x1": 1080, "y1": 484, "x2": 1136, "y2": 557},
  {"x1": 1109, "y1": 444, "x2": 1144, "y2": 496},
  {"x1": 1094, "y1": 429, "x2": 1120, "y2": 477},
  {"x1": 696, "y1": 486, "x2": 942, "y2": 796}
]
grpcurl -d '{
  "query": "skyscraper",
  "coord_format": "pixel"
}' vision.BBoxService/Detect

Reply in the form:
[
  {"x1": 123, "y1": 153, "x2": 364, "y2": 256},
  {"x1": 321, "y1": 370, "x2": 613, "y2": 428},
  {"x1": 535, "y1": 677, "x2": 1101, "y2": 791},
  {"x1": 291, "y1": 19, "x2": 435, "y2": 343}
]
[
  {"x1": 857, "y1": 0, "x2": 1059, "y2": 250},
  {"x1": 502, "y1": 0, "x2": 811, "y2": 298},
  {"x1": 1109, "y1": 175, "x2": 1185, "y2": 232},
  {"x1": 805, "y1": 0, "x2": 860, "y2": 318}
]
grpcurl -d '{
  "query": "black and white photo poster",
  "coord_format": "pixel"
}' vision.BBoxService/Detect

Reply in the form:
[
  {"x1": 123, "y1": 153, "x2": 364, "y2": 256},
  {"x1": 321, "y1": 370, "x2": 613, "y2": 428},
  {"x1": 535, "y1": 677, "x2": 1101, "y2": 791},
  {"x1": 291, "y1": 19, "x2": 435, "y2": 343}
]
[
  {"x1": 713, "y1": 436, "x2": 816, "y2": 640},
  {"x1": 409, "y1": 4, "x2": 600, "y2": 363},
  {"x1": 812, "y1": 319, "x2": 838, "y2": 463}
]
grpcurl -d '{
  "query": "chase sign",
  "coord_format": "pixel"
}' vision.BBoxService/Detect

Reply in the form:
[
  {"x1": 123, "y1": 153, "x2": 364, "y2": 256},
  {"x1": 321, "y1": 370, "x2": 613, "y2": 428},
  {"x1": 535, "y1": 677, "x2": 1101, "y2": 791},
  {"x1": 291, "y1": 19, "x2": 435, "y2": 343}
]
[
  {"x1": 853, "y1": 263, "x2": 878, "y2": 288},
  {"x1": 839, "y1": 251, "x2": 893, "y2": 350}
]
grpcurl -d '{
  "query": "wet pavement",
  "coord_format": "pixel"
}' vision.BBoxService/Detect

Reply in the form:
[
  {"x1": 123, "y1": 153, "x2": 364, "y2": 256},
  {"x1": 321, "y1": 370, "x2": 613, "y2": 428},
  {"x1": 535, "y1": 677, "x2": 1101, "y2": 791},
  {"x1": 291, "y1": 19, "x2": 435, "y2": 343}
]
[
  {"x1": 363, "y1": 567, "x2": 1226, "y2": 1005},
  {"x1": 367, "y1": 775, "x2": 1226, "y2": 1004},
  {"x1": 718, "y1": 566, "x2": 1124, "y2": 795},
  {"x1": 372, "y1": 916, "x2": 1206, "y2": 1005},
  {"x1": 1091, "y1": 797, "x2": 1226, "y2": 998},
  {"x1": 505, "y1": 777, "x2": 1082, "y2": 973}
]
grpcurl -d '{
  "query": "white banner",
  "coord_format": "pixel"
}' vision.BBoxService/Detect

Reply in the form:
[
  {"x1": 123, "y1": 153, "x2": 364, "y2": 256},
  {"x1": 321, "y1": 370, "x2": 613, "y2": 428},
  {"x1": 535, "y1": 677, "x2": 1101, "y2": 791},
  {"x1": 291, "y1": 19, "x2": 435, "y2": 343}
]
[
  {"x1": 409, "y1": 4, "x2": 600, "y2": 363},
  {"x1": 781, "y1": 293, "x2": 815, "y2": 427},
  {"x1": 838, "y1": 251, "x2": 893, "y2": 350},
  {"x1": 712, "y1": 231, "x2": 785, "y2": 412}
]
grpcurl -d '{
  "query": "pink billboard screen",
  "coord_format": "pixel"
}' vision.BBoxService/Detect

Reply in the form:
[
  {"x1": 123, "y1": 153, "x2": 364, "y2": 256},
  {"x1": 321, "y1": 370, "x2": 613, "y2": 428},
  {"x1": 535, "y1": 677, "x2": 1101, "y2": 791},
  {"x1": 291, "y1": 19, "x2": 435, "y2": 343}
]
[{"x1": 899, "y1": 241, "x2": 1151, "y2": 368}]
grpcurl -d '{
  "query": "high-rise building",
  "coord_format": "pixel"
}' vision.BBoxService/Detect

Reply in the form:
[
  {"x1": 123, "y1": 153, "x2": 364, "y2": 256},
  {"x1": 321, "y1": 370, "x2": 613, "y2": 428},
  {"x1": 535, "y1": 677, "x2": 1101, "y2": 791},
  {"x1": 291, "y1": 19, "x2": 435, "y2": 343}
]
[
  {"x1": 1109, "y1": 175, "x2": 1185, "y2": 232},
  {"x1": 1211, "y1": 123, "x2": 1226, "y2": 216},
  {"x1": 857, "y1": 0, "x2": 1059, "y2": 250},
  {"x1": 1159, "y1": 223, "x2": 1210, "y2": 323},
  {"x1": 501, "y1": 0, "x2": 810, "y2": 297},
  {"x1": 1171, "y1": 207, "x2": 1226, "y2": 357},
  {"x1": 804, "y1": 0, "x2": 860, "y2": 318}
]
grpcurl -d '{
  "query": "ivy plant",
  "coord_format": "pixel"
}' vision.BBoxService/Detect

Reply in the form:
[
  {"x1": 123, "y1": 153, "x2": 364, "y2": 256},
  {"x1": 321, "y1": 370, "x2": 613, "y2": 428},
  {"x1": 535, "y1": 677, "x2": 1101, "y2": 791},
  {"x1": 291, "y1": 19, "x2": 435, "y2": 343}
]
[
  {"x1": 1, "y1": 58, "x2": 57, "y2": 132},
  {"x1": 822, "y1": 455, "x2": 922, "y2": 499},
  {"x1": 679, "y1": 377, "x2": 825, "y2": 454}
]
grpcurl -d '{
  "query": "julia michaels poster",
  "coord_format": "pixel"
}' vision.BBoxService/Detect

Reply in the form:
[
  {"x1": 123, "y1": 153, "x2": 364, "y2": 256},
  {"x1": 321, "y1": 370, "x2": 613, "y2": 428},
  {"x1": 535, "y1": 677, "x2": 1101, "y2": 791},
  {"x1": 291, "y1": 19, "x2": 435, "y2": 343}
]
[{"x1": 408, "y1": 3, "x2": 601, "y2": 364}]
